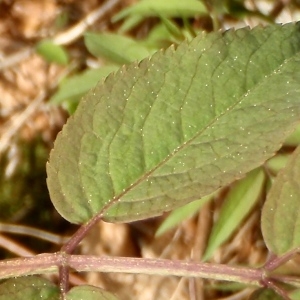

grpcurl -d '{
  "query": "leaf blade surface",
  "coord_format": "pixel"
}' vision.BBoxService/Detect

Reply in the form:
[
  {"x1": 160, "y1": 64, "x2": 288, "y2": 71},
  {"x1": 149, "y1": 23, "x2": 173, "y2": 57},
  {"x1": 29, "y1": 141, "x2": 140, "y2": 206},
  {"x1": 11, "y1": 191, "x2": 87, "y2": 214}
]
[
  {"x1": 47, "y1": 23, "x2": 300, "y2": 224},
  {"x1": 0, "y1": 276, "x2": 59, "y2": 300}
]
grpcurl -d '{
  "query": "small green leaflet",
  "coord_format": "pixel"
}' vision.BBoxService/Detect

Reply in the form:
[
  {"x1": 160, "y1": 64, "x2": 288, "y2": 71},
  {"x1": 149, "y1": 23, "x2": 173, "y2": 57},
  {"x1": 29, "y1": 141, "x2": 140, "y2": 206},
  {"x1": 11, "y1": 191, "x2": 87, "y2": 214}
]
[{"x1": 262, "y1": 144, "x2": 300, "y2": 255}]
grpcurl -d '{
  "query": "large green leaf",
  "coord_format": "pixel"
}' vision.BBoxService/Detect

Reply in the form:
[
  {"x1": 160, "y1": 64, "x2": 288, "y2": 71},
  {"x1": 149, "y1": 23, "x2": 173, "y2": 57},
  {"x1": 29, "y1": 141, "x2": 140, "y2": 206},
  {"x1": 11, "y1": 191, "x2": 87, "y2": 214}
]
[
  {"x1": 47, "y1": 23, "x2": 300, "y2": 224},
  {"x1": 262, "y1": 145, "x2": 300, "y2": 255},
  {"x1": 0, "y1": 276, "x2": 59, "y2": 300}
]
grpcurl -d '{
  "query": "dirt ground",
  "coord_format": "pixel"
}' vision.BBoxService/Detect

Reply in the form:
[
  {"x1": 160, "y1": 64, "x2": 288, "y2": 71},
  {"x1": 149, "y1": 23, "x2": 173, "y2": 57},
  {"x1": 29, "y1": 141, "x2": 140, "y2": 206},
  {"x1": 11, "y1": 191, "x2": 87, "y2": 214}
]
[{"x1": 0, "y1": 1, "x2": 299, "y2": 299}]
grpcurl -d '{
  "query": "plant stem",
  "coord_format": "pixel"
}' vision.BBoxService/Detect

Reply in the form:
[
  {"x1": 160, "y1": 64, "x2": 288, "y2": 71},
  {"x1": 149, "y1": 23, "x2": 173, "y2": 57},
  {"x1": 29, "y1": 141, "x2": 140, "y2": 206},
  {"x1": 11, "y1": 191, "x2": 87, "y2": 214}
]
[
  {"x1": 69, "y1": 255, "x2": 262, "y2": 285},
  {"x1": 0, "y1": 252, "x2": 264, "y2": 286},
  {"x1": 4, "y1": 251, "x2": 300, "y2": 297},
  {"x1": 61, "y1": 213, "x2": 104, "y2": 254},
  {"x1": 0, "y1": 253, "x2": 60, "y2": 279},
  {"x1": 264, "y1": 248, "x2": 300, "y2": 271}
]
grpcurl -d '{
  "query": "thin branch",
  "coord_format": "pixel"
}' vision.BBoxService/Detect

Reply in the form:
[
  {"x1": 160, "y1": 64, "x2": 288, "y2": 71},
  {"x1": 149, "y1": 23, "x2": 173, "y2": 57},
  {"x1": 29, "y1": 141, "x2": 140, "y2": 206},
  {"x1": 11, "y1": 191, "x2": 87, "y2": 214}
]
[
  {"x1": 0, "y1": 253, "x2": 60, "y2": 279},
  {"x1": 0, "y1": 223, "x2": 71, "y2": 245},
  {"x1": 263, "y1": 278, "x2": 291, "y2": 300},
  {"x1": 0, "y1": 235, "x2": 85, "y2": 286},
  {"x1": 0, "y1": 48, "x2": 33, "y2": 71},
  {"x1": 269, "y1": 274, "x2": 300, "y2": 288},
  {"x1": 0, "y1": 234, "x2": 33, "y2": 257},
  {"x1": 264, "y1": 248, "x2": 300, "y2": 271},
  {"x1": 53, "y1": 0, "x2": 120, "y2": 46},
  {"x1": 0, "y1": 253, "x2": 263, "y2": 286},
  {"x1": 0, "y1": 90, "x2": 46, "y2": 156},
  {"x1": 0, "y1": 0, "x2": 120, "y2": 71},
  {"x1": 69, "y1": 255, "x2": 263, "y2": 286}
]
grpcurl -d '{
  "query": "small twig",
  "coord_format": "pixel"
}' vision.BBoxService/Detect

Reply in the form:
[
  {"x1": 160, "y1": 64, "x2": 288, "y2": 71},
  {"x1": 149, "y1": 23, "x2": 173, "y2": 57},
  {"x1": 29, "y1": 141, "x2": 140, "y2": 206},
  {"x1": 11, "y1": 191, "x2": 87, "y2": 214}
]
[
  {"x1": 270, "y1": 0, "x2": 291, "y2": 20},
  {"x1": 0, "y1": 90, "x2": 46, "y2": 156},
  {"x1": 0, "y1": 0, "x2": 120, "y2": 71},
  {"x1": 0, "y1": 253, "x2": 262, "y2": 285},
  {"x1": 70, "y1": 255, "x2": 262, "y2": 285},
  {"x1": 270, "y1": 274, "x2": 300, "y2": 288},
  {"x1": 53, "y1": 0, "x2": 120, "y2": 46},
  {"x1": 264, "y1": 248, "x2": 300, "y2": 271},
  {"x1": 0, "y1": 48, "x2": 33, "y2": 71},
  {"x1": 189, "y1": 200, "x2": 212, "y2": 300},
  {"x1": 0, "y1": 234, "x2": 33, "y2": 257},
  {"x1": 0, "y1": 61, "x2": 75, "y2": 158},
  {"x1": 262, "y1": 278, "x2": 291, "y2": 300},
  {"x1": 0, "y1": 223, "x2": 71, "y2": 245},
  {"x1": 0, "y1": 234, "x2": 84, "y2": 286}
]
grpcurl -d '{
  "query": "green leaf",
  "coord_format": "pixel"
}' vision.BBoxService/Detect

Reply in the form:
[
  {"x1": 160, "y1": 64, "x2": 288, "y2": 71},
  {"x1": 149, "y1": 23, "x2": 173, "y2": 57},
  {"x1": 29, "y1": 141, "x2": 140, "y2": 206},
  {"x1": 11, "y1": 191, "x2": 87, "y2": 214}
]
[
  {"x1": 262, "y1": 145, "x2": 300, "y2": 255},
  {"x1": 36, "y1": 40, "x2": 68, "y2": 65},
  {"x1": 50, "y1": 66, "x2": 118, "y2": 113},
  {"x1": 202, "y1": 168, "x2": 265, "y2": 261},
  {"x1": 0, "y1": 276, "x2": 59, "y2": 300},
  {"x1": 290, "y1": 289, "x2": 300, "y2": 300},
  {"x1": 266, "y1": 154, "x2": 290, "y2": 175},
  {"x1": 248, "y1": 288, "x2": 284, "y2": 300},
  {"x1": 156, "y1": 192, "x2": 215, "y2": 237},
  {"x1": 284, "y1": 124, "x2": 300, "y2": 146},
  {"x1": 47, "y1": 23, "x2": 300, "y2": 224},
  {"x1": 84, "y1": 32, "x2": 151, "y2": 65},
  {"x1": 116, "y1": 14, "x2": 144, "y2": 34},
  {"x1": 113, "y1": 0, "x2": 207, "y2": 22},
  {"x1": 66, "y1": 285, "x2": 118, "y2": 300},
  {"x1": 143, "y1": 23, "x2": 175, "y2": 48}
]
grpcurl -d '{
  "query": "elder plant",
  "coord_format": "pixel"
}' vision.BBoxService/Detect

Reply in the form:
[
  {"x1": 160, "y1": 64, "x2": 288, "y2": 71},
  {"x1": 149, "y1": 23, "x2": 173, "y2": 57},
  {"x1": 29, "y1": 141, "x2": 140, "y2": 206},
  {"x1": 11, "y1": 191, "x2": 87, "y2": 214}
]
[{"x1": 1, "y1": 23, "x2": 300, "y2": 300}]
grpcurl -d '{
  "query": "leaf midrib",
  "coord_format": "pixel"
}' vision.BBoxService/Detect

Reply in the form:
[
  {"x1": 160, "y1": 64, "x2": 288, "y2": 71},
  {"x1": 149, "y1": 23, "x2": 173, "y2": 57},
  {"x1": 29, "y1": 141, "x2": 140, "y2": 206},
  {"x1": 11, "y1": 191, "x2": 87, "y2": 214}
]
[{"x1": 99, "y1": 42, "x2": 300, "y2": 216}]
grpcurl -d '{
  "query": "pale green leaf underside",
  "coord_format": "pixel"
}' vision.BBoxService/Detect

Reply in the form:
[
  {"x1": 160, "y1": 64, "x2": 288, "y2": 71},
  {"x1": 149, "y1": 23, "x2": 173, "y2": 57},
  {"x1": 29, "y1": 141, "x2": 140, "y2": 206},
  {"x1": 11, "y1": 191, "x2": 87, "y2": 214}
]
[
  {"x1": 47, "y1": 23, "x2": 300, "y2": 224},
  {"x1": 0, "y1": 276, "x2": 59, "y2": 300},
  {"x1": 262, "y1": 145, "x2": 300, "y2": 255}
]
